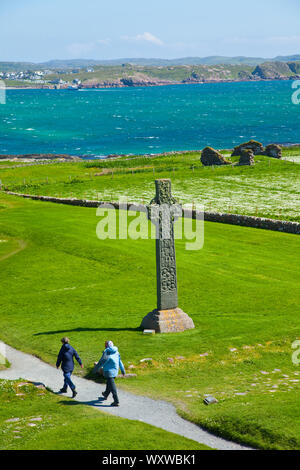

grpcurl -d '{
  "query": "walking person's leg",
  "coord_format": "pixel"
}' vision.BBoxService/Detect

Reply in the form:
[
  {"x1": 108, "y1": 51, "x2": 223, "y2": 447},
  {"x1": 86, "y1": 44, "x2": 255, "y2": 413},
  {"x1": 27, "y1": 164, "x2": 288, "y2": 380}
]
[
  {"x1": 64, "y1": 372, "x2": 77, "y2": 397},
  {"x1": 60, "y1": 373, "x2": 68, "y2": 393},
  {"x1": 101, "y1": 377, "x2": 112, "y2": 399},
  {"x1": 109, "y1": 377, "x2": 119, "y2": 406}
]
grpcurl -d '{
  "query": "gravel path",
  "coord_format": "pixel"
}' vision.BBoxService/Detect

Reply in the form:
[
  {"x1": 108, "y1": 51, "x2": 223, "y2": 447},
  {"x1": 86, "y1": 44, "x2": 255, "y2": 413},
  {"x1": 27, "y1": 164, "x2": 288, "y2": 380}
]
[{"x1": 0, "y1": 342, "x2": 252, "y2": 450}]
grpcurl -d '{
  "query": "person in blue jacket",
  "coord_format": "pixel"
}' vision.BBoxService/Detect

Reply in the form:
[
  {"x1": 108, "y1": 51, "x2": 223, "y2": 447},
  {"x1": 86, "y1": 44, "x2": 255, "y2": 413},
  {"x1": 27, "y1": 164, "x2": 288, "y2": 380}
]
[
  {"x1": 98, "y1": 340, "x2": 125, "y2": 406},
  {"x1": 93, "y1": 340, "x2": 109, "y2": 375},
  {"x1": 56, "y1": 337, "x2": 83, "y2": 398}
]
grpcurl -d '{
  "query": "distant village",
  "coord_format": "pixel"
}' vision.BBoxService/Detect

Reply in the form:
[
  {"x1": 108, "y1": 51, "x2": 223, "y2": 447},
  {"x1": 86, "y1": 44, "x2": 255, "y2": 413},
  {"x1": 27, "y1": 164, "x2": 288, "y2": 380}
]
[{"x1": 0, "y1": 67, "x2": 95, "y2": 88}]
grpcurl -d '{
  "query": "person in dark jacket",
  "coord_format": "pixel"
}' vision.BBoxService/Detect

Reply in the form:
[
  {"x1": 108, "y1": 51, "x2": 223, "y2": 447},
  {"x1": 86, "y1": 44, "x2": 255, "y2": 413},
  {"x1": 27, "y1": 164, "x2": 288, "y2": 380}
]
[
  {"x1": 56, "y1": 337, "x2": 83, "y2": 398},
  {"x1": 97, "y1": 340, "x2": 125, "y2": 407}
]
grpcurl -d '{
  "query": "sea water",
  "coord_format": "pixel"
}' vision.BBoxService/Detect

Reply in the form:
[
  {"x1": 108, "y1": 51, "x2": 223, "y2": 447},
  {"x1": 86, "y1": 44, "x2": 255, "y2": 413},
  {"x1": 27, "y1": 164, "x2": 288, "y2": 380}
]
[{"x1": 0, "y1": 80, "x2": 299, "y2": 156}]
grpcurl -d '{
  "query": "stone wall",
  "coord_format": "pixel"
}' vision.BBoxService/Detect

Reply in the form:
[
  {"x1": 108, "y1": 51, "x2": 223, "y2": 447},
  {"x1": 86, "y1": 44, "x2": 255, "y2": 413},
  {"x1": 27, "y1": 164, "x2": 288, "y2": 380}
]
[
  {"x1": 194, "y1": 210, "x2": 300, "y2": 235},
  {"x1": 5, "y1": 191, "x2": 300, "y2": 235}
]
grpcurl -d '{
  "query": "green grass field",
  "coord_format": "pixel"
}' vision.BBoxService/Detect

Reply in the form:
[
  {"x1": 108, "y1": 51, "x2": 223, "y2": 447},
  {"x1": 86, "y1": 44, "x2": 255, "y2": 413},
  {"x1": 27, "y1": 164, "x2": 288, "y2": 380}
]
[
  {"x1": 0, "y1": 160, "x2": 24, "y2": 166},
  {"x1": 1, "y1": 147, "x2": 300, "y2": 221},
  {"x1": 0, "y1": 379, "x2": 209, "y2": 450},
  {"x1": 0, "y1": 191, "x2": 299, "y2": 450}
]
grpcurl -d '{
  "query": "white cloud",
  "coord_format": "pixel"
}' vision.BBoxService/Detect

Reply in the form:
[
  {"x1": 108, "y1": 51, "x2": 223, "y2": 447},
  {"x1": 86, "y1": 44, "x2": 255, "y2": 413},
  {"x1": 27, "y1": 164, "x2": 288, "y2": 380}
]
[
  {"x1": 266, "y1": 35, "x2": 300, "y2": 45},
  {"x1": 67, "y1": 42, "x2": 95, "y2": 57},
  {"x1": 67, "y1": 39, "x2": 110, "y2": 57},
  {"x1": 224, "y1": 34, "x2": 300, "y2": 47},
  {"x1": 96, "y1": 39, "x2": 111, "y2": 46},
  {"x1": 122, "y1": 32, "x2": 164, "y2": 46}
]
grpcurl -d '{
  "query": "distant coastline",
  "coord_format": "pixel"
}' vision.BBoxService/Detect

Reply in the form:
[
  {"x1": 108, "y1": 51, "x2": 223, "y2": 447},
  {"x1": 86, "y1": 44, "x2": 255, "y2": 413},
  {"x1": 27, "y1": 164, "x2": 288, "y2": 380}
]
[
  {"x1": 3, "y1": 60, "x2": 300, "y2": 90},
  {"x1": 4, "y1": 75, "x2": 299, "y2": 90}
]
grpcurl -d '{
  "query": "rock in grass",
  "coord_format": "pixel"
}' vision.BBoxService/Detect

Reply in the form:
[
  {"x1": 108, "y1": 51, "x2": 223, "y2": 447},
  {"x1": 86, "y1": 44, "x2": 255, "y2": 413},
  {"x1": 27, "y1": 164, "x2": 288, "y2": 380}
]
[
  {"x1": 232, "y1": 140, "x2": 264, "y2": 157},
  {"x1": 143, "y1": 329, "x2": 155, "y2": 335},
  {"x1": 118, "y1": 373, "x2": 137, "y2": 378},
  {"x1": 140, "y1": 358, "x2": 152, "y2": 363},
  {"x1": 33, "y1": 383, "x2": 46, "y2": 389},
  {"x1": 264, "y1": 144, "x2": 282, "y2": 159},
  {"x1": 203, "y1": 396, "x2": 218, "y2": 405},
  {"x1": 239, "y1": 149, "x2": 255, "y2": 166},
  {"x1": 201, "y1": 147, "x2": 231, "y2": 166}
]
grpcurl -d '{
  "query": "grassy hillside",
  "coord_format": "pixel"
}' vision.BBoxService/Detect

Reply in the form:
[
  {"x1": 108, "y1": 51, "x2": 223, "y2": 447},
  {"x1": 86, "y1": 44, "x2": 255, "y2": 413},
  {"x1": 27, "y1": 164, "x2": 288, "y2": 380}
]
[
  {"x1": 3, "y1": 61, "x2": 300, "y2": 88},
  {"x1": 2, "y1": 80, "x2": 42, "y2": 88},
  {"x1": 42, "y1": 64, "x2": 255, "y2": 85},
  {"x1": 0, "y1": 192, "x2": 299, "y2": 449},
  {"x1": 1, "y1": 148, "x2": 300, "y2": 221},
  {"x1": 253, "y1": 62, "x2": 295, "y2": 79},
  {"x1": 42, "y1": 62, "x2": 299, "y2": 85},
  {"x1": 0, "y1": 379, "x2": 208, "y2": 450}
]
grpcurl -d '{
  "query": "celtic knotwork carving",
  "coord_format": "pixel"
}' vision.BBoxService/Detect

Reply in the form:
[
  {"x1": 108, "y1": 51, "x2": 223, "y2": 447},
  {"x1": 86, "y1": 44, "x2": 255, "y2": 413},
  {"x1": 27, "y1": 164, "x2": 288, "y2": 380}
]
[
  {"x1": 150, "y1": 179, "x2": 178, "y2": 206},
  {"x1": 161, "y1": 267, "x2": 177, "y2": 292},
  {"x1": 160, "y1": 239, "x2": 175, "y2": 267}
]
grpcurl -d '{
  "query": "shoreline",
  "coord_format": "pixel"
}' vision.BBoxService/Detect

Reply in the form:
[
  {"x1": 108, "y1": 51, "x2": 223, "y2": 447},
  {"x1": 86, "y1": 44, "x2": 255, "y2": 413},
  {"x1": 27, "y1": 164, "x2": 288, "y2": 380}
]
[
  {"x1": 4, "y1": 76, "x2": 299, "y2": 90},
  {"x1": 0, "y1": 144, "x2": 299, "y2": 162}
]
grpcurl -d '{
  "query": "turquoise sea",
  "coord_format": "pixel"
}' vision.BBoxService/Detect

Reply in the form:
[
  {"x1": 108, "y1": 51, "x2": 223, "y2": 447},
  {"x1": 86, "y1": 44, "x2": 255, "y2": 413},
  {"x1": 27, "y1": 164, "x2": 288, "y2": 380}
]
[{"x1": 0, "y1": 80, "x2": 299, "y2": 156}]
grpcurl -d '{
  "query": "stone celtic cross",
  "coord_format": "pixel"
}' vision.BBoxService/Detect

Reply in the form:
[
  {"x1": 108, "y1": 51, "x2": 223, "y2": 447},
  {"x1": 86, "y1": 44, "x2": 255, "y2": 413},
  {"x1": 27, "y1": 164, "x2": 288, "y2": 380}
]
[
  {"x1": 147, "y1": 179, "x2": 181, "y2": 310},
  {"x1": 140, "y1": 179, "x2": 195, "y2": 333}
]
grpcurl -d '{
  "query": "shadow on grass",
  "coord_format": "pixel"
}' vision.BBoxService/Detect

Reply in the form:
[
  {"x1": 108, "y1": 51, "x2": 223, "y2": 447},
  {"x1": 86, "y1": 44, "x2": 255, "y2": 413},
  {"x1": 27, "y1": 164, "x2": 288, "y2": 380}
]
[
  {"x1": 34, "y1": 327, "x2": 141, "y2": 336},
  {"x1": 59, "y1": 399, "x2": 115, "y2": 408}
]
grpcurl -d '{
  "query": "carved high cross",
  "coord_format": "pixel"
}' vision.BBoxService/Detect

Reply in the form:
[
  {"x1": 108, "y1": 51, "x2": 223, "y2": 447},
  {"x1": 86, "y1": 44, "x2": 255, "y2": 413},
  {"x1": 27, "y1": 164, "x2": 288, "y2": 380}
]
[
  {"x1": 147, "y1": 179, "x2": 182, "y2": 310},
  {"x1": 140, "y1": 179, "x2": 195, "y2": 333}
]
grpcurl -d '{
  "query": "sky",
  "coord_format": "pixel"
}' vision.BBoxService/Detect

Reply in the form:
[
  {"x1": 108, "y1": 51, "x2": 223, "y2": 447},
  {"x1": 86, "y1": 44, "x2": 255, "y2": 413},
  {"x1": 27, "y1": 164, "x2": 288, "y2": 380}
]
[{"x1": 0, "y1": 0, "x2": 300, "y2": 62}]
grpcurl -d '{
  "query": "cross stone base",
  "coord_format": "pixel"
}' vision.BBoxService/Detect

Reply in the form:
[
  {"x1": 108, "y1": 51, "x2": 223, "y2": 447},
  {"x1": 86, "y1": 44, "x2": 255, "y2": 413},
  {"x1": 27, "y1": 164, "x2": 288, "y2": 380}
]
[{"x1": 140, "y1": 308, "x2": 195, "y2": 334}]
